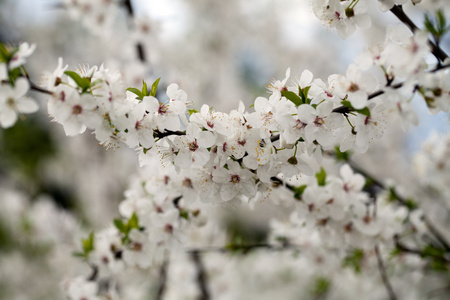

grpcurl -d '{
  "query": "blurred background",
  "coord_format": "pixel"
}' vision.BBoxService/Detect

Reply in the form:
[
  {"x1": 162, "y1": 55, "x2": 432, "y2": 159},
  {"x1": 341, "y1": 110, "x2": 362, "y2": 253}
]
[{"x1": 0, "y1": 0, "x2": 449, "y2": 299}]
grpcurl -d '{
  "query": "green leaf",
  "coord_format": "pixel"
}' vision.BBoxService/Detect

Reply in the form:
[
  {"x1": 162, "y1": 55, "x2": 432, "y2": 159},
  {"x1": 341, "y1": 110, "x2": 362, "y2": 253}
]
[
  {"x1": 126, "y1": 87, "x2": 144, "y2": 100},
  {"x1": 0, "y1": 43, "x2": 11, "y2": 63},
  {"x1": 150, "y1": 77, "x2": 161, "y2": 97},
  {"x1": 142, "y1": 80, "x2": 148, "y2": 97},
  {"x1": 341, "y1": 100, "x2": 370, "y2": 116},
  {"x1": 310, "y1": 277, "x2": 330, "y2": 298},
  {"x1": 334, "y1": 146, "x2": 351, "y2": 161},
  {"x1": 128, "y1": 212, "x2": 139, "y2": 230},
  {"x1": 281, "y1": 90, "x2": 302, "y2": 106},
  {"x1": 343, "y1": 249, "x2": 364, "y2": 273},
  {"x1": 188, "y1": 109, "x2": 199, "y2": 115},
  {"x1": 8, "y1": 68, "x2": 21, "y2": 85},
  {"x1": 424, "y1": 9, "x2": 450, "y2": 44},
  {"x1": 114, "y1": 219, "x2": 126, "y2": 234},
  {"x1": 315, "y1": 167, "x2": 327, "y2": 186},
  {"x1": 81, "y1": 232, "x2": 94, "y2": 257},
  {"x1": 179, "y1": 209, "x2": 189, "y2": 220},
  {"x1": 293, "y1": 185, "x2": 307, "y2": 200},
  {"x1": 64, "y1": 71, "x2": 91, "y2": 93},
  {"x1": 298, "y1": 86, "x2": 311, "y2": 104},
  {"x1": 404, "y1": 198, "x2": 418, "y2": 211}
]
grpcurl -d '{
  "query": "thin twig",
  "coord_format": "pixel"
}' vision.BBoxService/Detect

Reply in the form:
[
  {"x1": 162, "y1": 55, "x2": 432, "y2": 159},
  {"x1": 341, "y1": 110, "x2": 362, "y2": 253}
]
[
  {"x1": 29, "y1": 80, "x2": 54, "y2": 95},
  {"x1": 270, "y1": 176, "x2": 296, "y2": 194},
  {"x1": 394, "y1": 235, "x2": 450, "y2": 262},
  {"x1": 122, "y1": 0, "x2": 147, "y2": 63},
  {"x1": 155, "y1": 259, "x2": 168, "y2": 300},
  {"x1": 347, "y1": 160, "x2": 450, "y2": 251},
  {"x1": 423, "y1": 217, "x2": 450, "y2": 252},
  {"x1": 154, "y1": 129, "x2": 186, "y2": 139},
  {"x1": 375, "y1": 245, "x2": 398, "y2": 300},
  {"x1": 191, "y1": 251, "x2": 210, "y2": 300}
]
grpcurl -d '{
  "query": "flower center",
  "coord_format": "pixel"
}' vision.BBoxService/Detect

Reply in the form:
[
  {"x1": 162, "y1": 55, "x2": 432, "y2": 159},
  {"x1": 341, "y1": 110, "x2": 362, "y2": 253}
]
[
  {"x1": 158, "y1": 103, "x2": 168, "y2": 115},
  {"x1": 164, "y1": 224, "x2": 173, "y2": 234},
  {"x1": 133, "y1": 242, "x2": 143, "y2": 252},
  {"x1": 188, "y1": 141, "x2": 198, "y2": 152},
  {"x1": 314, "y1": 116, "x2": 325, "y2": 126},
  {"x1": 72, "y1": 105, "x2": 83, "y2": 115},
  {"x1": 231, "y1": 174, "x2": 240, "y2": 184},
  {"x1": 183, "y1": 178, "x2": 193, "y2": 189},
  {"x1": 348, "y1": 82, "x2": 359, "y2": 92},
  {"x1": 6, "y1": 98, "x2": 15, "y2": 109}
]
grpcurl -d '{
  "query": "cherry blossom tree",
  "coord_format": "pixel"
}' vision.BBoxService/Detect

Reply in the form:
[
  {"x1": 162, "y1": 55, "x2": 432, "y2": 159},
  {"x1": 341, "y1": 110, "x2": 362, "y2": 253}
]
[{"x1": 0, "y1": 0, "x2": 449, "y2": 299}]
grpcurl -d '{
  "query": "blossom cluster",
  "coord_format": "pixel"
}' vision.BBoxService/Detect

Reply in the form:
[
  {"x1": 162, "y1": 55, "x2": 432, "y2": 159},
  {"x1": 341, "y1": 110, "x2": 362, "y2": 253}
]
[
  {"x1": 0, "y1": 0, "x2": 449, "y2": 299},
  {"x1": 37, "y1": 19, "x2": 448, "y2": 207},
  {"x1": 0, "y1": 43, "x2": 38, "y2": 128},
  {"x1": 414, "y1": 132, "x2": 450, "y2": 209}
]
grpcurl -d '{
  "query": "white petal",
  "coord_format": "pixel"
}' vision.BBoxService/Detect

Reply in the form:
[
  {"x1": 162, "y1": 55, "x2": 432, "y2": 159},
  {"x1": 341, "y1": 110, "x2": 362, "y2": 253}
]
[
  {"x1": 0, "y1": 109, "x2": 17, "y2": 128},
  {"x1": 17, "y1": 98, "x2": 38, "y2": 113},
  {"x1": 220, "y1": 183, "x2": 239, "y2": 201}
]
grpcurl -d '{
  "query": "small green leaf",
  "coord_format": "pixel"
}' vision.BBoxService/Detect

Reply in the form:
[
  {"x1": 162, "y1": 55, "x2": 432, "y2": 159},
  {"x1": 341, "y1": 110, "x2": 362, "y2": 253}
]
[
  {"x1": 0, "y1": 43, "x2": 11, "y2": 63},
  {"x1": 334, "y1": 146, "x2": 351, "y2": 161},
  {"x1": 341, "y1": 100, "x2": 370, "y2": 116},
  {"x1": 281, "y1": 90, "x2": 302, "y2": 106},
  {"x1": 81, "y1": 232, "x2": 94, "y2": 257},
  {"x1": 179, "y1": 209, "x2": 189, "y2": 220},
  {"x1": 188, "y1": 109, "x2": 199, "y2": 115},
  {"x1": 293, "y1": 185, "x2": 307, "y2": 200},
  {"x1": 298, "y1": 86, "x2": 311, "y2": 104},
  {"x1": 343, "y1": 249, "x2": 365, "y2": 273},
  {"x1": 126, "y1": 87, "x2": 144, "y2": 100},
  {"x1": 404, "y1": 198, "x2": 418, "y2": 211},
  {"x1": 315, "y1": 167, "x2": 327, "y2": 186},
  {"x1": 355, "y1": 107, "x2": 370, "y2": 117},
  {"x1": 128, "y1": 212, "x2": 139, "y2": 230},
  {"x1": 64, "y1": 71, "x2": 91, "y2": 93},
  {"x1": 114, "y1": 219, "x2": 126, "y2": 233},
  {"x1": 310, "y1": 277, "x2": 330, "y2": 298},
  {"x1": 8, "y1": 68, "x2": 21, "y2": 85},
  {"x1": 142, "y1": 80, "x2": 148, "y2": 97},
  {"x1": 150, "y1": 77, "x2": 161, "y2": 97}
]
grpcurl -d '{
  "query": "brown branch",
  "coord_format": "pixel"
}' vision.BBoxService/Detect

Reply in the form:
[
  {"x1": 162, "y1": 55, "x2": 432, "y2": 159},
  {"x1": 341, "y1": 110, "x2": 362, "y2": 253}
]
[
  {"x1": 375, "y1": 245, "x2": 398, "y2": 300},
  {"x1": 154, "y1": 129, "x2": 186, "y2": 139},
  {"x1": 394, "y1": 235, "x2": 450, "y2": 262},
  {"x1": 29, "y1": 80, "x2": 54, "y2": 95},
  {"x1": 155, "y1": 259, "x2": 168, "y2": 300},
  {"x1": 423, "y1": 217, "x2": 450, "y2": 252},
  {"x1": 270, "y1": 176, "x2": 296, "y2": 193},
  {"x1": 331, "y1": 82, "x2": 403, "y2": 115},
  {"x1": 191, "y1": 251, "x2": 210, "y2": 300},
  {"x1": 122, "y1": 0, "x2": 147, "y2": 63},
  {"x1": 347, "y1": 160, "x2": 450, "y2": 252}
]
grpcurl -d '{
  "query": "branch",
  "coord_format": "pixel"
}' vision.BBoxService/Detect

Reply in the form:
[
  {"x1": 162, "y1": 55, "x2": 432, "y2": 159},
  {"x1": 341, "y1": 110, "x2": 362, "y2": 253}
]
[
  {"x1": 191, "y1": 251, "x2": 210, "y2": 300},
  {"x1": 122, "y1": 0, "x2": 147, "y2": 62},
  {"x1": 154, "y1": 129, "x2": 186, "y2": 139},
  {"x1": 390, "y1": 5, "x2": 449, "y2": 63},
  {"x1": 29, "y1": 80, "x2": 54, "y2": 95},
  {"x1": 347, "y1": 160, "x2": 450, "y2": 252},
  {"x1": 270, "y1": 176, "x2": 296, "y2": 194},
  {"x1": 186, "y1": 243, "x2": 297, "y2": 254},
  {"x1": 155, "y1": 259, "x2": 168, "y2": 300},
  {"x1": 331, "y1": 82, "x2": 403, "y2": 114},
  {"x1": 394, "y1": 235, "x2": 450, "y2": 262},
  {"x1": 375, "y1": 245, "x2": 398, "y2": 300}
]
